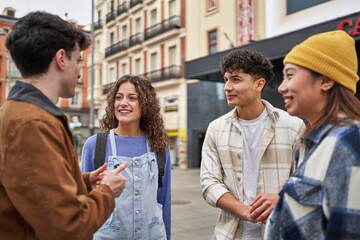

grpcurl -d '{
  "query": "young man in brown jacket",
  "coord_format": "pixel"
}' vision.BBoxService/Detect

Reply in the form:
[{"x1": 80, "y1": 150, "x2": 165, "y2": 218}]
[{"x1": 0, "y1": 11, "x2": 127, "y2": 240}]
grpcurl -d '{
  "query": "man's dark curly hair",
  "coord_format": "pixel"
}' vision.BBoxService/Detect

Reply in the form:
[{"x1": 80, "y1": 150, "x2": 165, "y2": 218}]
[
  {"x1": 100, "y1": 75, "x2": 168, "y2": 152},
  {"x1": 220, "y1": 49, "x2": 274, "y2": 83}
]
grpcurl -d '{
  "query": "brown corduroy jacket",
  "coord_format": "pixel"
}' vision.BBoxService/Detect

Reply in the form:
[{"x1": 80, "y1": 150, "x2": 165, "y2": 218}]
[{"x1": 0, "y1": 83, "x2": 115, "y2": 240}]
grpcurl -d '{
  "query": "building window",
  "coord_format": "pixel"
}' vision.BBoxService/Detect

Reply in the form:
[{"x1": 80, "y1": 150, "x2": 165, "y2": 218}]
[
  {"x1": 150, "y1": 52, "x2": 158, "y2": 71},
  {"x1": 208, "y1": 30, "x2": 217, "y2": 54},
  {"x1": 110, "y1": 0, "x2": 115, "y2": 11},
  {"x1": 9, "y1": 59, "x2": 21, "y2": 78},
  {"x1": 286, "y1": 0, "x2": 330, "y2": 15},
  {"x1": 110, "y1": 67, "x2": 116, "y2": 83},
  {"x1": 150, "y1": 9, "x2": 157, "y2": 26},
  {"x1": 207, "y1": 0, "x2": 218, "y2": 12},
  {"x1": 71, "y1": 90, "x2": 81, "y2": 107},
  {"x1": 6, "y1": 10, "x2": 15, "y2": 17},
  {"x1": 110, "y1": 32, "x2": 115, "y2": 45},
  {"x1": 169, "y1": 0, "x2": 176, "y2": 16},
  {"x1": 135, "y1": 17, "x2": 141, "y2": 33},
  {"x1": 121, "y1": 25, "x2": 127, "y2": 40},
  {"x1": 135, "y1": 58, "x2": 141, "y2": 75},
  {"x1": 121, "y1": 63, "x2": 127, "y2": 75},
  {"x1": 169, "y1": 46, "x2": 176, "y2": 66}
]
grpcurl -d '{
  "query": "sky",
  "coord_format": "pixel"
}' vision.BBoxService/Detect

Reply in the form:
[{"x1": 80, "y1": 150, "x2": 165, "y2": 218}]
[{"x1": 0, "y1": 0, "x2": 93, "y2": 25}]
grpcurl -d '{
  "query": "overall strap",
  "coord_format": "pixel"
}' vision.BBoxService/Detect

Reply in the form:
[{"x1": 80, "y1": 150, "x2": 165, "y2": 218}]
[
  {"x1": 109, "y1": 129, "x2": 117, "y2": 156},
  {"x1": 94, "y1": 131, "x2": 108, "y2": 169},
  {"x1": 157, "y1": 149, "x2": 166, "y2": 188}
]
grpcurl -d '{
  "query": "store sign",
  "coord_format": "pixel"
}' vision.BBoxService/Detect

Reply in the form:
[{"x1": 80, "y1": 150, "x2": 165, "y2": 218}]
[{"x1": 337, "y1": 16, "x2": 360, "y2": 37}]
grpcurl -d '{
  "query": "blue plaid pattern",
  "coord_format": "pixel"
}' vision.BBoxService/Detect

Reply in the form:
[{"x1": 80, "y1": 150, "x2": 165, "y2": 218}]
[{"x1": 265, "y1": 122, "x2": 360, "y2": 240}]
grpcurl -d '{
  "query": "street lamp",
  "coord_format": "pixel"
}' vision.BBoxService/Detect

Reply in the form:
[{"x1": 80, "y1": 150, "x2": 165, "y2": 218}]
[{"x1": 89, "y1": 0, "x2": 95, "y2": 136}]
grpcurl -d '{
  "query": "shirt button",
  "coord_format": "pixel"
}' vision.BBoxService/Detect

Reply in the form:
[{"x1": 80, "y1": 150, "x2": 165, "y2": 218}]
[
  {"x1": 135, "y1": 227, "x2": 140, "y2": 232},
  {"x1": 134, "y1": 191, "x2": 140, "y2": 197},
  {"x1": 237, "y1": 177, "x2": 241, "y2": 182},
  {"x1": 135, "y1": 210, "x2": 141, "y2": 215},
  {"x1": 134, "y1": 160, "x2": 139, "y2": 165},
  {"x1": 237, "y1": 153, "x2": 241, "y2": 159}
]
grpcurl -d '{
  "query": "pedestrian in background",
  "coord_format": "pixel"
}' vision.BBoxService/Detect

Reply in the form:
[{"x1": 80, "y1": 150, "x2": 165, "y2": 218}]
[
  {"x1": 81, "y1": 75, "x2": 171, "y2": 240},
  {"x1": 0, "y1": 11, "x2": 127, "y2": 240},
  {"x1": 200, "y1": 49, "x2": 305, "y2": 240},
  {"x1": 265, "y1": 30, "x2": 360, "y2": 239}
]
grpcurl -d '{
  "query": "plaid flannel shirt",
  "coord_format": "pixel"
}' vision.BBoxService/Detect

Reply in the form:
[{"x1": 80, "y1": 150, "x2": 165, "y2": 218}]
[
  {"x1": 265, "y1": 121, "x2": 360, "y2": 240},
  {"x1": 201, "y1": 100, "x2": 304, "y2": 239}
]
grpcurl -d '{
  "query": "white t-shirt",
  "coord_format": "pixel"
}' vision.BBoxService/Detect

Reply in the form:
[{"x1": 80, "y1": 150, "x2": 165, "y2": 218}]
[{"x1": 239, "y1": 109, "x2": 268, "y2": 240}]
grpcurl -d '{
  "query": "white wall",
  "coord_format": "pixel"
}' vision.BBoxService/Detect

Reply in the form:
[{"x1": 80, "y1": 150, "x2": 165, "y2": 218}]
[{"x1": 265, "y1": 0, "x2": 360, "y2": 38}]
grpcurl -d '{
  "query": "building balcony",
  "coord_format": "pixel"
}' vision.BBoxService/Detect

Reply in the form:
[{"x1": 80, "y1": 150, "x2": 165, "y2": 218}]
[
  {"x1": 105, "y1": 39, "x2": 129, "y2": 58},
  {"x1": 93, "y1": 20, "x2": 102, "y2": 31},
  {"x1": 117, "y1": 1, "x2": 130, "y2": 16},
  {"x1": 144, "y1": 15, "x2": 181, "y2": 41},
  {"x1": 130, "y1": 0, "x2": 143, "y2": 8},
  {"x1": 143, "y1": 65, "x2": 181, "y2": 83},
  {"x1": 105, "y1": 11, "x2": 116, "y2": 24},
  {"x1": 102, "y1": 83, "x2": 112, "y2": 95},
  {"x1": 129, "y1": 32, "x2": 144, "y2": 47}
]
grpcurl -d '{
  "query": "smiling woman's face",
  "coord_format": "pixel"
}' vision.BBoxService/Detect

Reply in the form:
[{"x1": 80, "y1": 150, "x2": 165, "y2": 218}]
[
  {"x1": 278, "y1": 63, "x2": 329, "y2": 126},
  {"x1": 114, "y1": 82, "x2": 141, "y2": 127}
]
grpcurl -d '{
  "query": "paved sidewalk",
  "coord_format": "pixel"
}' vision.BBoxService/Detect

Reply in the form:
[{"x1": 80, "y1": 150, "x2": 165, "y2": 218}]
[{"x1": 171, "y1": 167, "x2": 218, "y2": 240}]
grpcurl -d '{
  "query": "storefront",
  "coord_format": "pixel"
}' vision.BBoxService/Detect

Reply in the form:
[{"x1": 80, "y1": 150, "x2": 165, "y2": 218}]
[
  {"x1": 184, "y1": 12, "x2": 360, "y2": 168},
  {"x1": 185, "y1": 11, "x2": 360, "y2": 99}
]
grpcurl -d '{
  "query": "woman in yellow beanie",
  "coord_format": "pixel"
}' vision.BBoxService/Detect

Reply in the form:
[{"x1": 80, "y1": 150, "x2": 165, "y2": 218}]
[{"x1": 264, "y1": 30, "x2": 360, "y2": 239}]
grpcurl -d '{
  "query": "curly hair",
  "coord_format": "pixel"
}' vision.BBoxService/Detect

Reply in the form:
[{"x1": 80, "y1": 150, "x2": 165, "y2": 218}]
[
  {"x1": 100, "y1": 75, "x2": 168, "y2": 152},
  {"x1": 220, "y1": 49, "x2": 274, "y2": 83}
]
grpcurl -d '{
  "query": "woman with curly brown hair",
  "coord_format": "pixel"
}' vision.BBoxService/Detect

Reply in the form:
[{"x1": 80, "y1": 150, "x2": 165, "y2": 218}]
[{"x1": 81, "y1": 75, "x2": 171, "y2": 240}]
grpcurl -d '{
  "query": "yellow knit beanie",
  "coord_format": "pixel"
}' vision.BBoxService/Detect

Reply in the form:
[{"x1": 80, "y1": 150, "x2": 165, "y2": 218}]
[{"x1": 284, "y1": 30, "x2": 359, "y2": 93}]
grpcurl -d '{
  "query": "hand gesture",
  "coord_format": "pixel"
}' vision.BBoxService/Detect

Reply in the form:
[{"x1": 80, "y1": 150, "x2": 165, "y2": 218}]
[
  {"x1": 101, "y1": 162, "x2": 128, "y2": 198},
  {"x1": 89, "y1": 163, "x2": 108, "y2": 189}
]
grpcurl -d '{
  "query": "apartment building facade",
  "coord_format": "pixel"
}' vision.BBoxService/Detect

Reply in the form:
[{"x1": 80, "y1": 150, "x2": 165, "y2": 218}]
[
  {"x1": 93, "y1": 0, "x2": 188, "y2": 167},
  {"x1": 93, "y1": 0, "x2": 265, "y2": 168}
]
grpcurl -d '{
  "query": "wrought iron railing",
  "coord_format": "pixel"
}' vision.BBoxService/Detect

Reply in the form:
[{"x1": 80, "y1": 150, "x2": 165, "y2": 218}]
[
  {"x1": 117, "y1": 1, "x2": 130, "y2": 16},
  {"x1": 143, "y1": 65, "x2": 181, "y2": 82},
  {"x1": 105, "y1": 11, "x2": 116, "y2": 23},
  {"x1": 129, "y1": 33, "x2": 144, "y2": 47},
  {"x1": 130, "y1": 0, "x2": 143, "y2": 8},
  {"x1": 105, "y1": 39, "x2": 129, "y2": 58},
  {"x1": 144, "y1": 15, "x2": 181, "y2": 40},
  {"x1": 93, "y1": 20, "x2": 102, "y2": 31}
]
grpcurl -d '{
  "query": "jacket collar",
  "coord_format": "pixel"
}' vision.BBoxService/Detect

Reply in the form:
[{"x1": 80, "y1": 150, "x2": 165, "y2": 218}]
[
  {"x1": 8, "y1": 81, "x2": 64, "y2": 117},
  {"x1": 224, "y1": 99, "x2": 279, "y2": 121}
]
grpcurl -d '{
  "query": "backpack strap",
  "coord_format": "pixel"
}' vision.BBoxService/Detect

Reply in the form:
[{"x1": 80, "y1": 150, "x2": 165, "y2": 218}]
[
  {"x1": 157, "y1": 149, "x2": 166, "y2": 188},
  {"x1": 94, "y1": 131, "x2": 108, "y2": 169}
]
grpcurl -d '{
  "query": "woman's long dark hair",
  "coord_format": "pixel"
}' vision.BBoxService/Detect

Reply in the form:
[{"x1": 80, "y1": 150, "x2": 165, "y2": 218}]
[{"x1": 304, "y1": 71, "x2": 360, "y2": 136}]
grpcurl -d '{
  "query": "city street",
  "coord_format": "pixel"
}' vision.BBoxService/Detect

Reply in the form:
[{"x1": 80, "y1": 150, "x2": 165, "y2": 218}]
[{"x1": 171, "y1": 167, "x2": 218, "y2": 240}]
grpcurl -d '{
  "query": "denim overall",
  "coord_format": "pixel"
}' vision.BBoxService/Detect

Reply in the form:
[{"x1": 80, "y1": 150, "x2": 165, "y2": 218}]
[{"x1": 94, "y1": 129, "x2": 166, "y2": 240}]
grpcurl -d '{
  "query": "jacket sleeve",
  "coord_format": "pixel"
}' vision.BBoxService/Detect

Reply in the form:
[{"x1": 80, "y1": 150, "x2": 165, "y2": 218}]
[
  {"x1": 3, "y1": 120, "x2": 114, "y2": 240},
  {"x1": 157, "y1": 147, "x2": 171, "y2": 240},
  {"x1": 200, "y1": 120, "x2": 230, "y2": 207}
]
